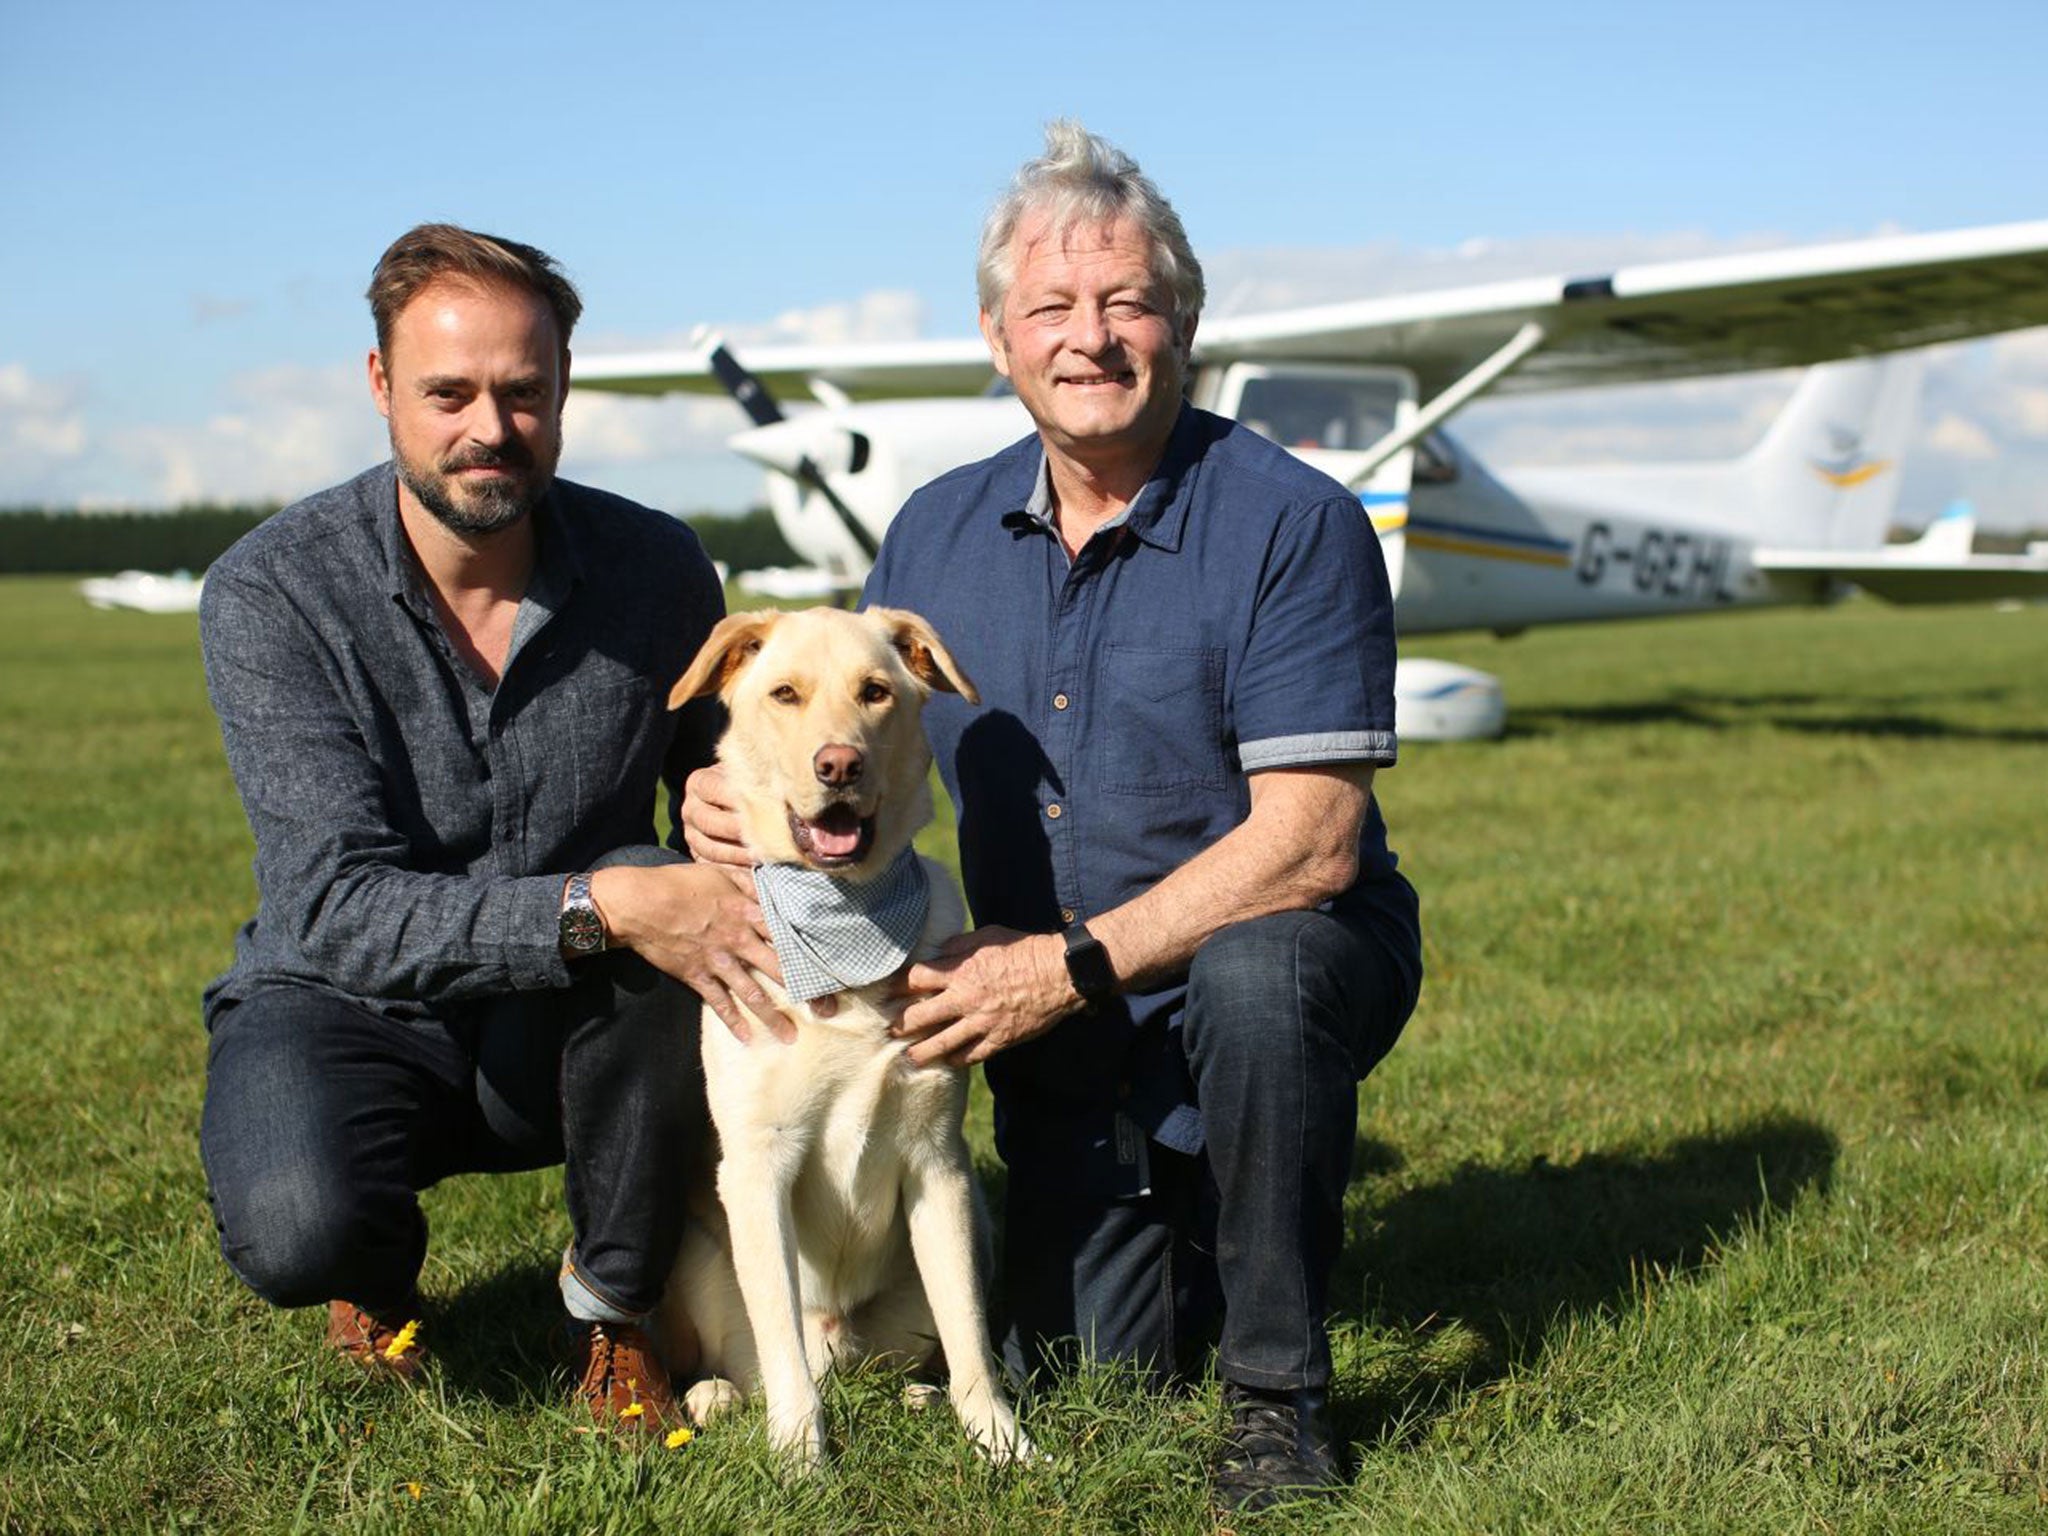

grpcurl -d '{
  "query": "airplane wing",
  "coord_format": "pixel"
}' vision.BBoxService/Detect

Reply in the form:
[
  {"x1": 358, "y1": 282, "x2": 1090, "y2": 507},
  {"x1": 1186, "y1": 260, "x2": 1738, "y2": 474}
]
[
  {"x1": 1755, "y1": 503, "x2": 2048, "y2": 604},
  {"x1": 573, "y1": 335, "x2": 995, "y2": 401},
  {"x1": 1196, "y1": 220, "x2": 2048, "y2": 398},
  {"x1": 1751, "y1": 548, "x2": 2048, "y2": 605},
  {"x1": 573, "y1": 220, "x2": 2048, "y2": 405}
]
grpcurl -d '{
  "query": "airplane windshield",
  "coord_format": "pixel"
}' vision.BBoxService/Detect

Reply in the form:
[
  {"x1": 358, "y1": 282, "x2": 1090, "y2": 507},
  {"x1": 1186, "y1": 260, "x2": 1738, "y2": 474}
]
[{"x1": 1236, "y1": 373, "x2": 1402, "y2": 452}]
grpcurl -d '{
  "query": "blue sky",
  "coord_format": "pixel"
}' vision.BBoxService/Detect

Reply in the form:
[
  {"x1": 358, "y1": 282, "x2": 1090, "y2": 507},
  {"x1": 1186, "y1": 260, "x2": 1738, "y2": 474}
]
[{"x1": 5, "y1": 0, "x2": 2046, "y2": 523}]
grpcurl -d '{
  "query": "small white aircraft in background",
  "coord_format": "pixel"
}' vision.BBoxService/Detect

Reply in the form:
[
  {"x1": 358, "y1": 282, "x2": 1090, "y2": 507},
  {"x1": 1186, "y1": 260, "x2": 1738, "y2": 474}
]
[
  {"x1": 78, "y1": 569, "x2": 205, "y2": 613},
  {"x1": 577, "y1": 220, "x2": 2048, "y2": 738}
]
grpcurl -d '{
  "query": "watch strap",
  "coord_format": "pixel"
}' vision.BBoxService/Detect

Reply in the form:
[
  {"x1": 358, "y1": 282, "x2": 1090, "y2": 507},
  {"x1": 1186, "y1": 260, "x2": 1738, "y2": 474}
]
[{"x1": 1062, "y1": 921, "x2": 1116, "y2": 1006}]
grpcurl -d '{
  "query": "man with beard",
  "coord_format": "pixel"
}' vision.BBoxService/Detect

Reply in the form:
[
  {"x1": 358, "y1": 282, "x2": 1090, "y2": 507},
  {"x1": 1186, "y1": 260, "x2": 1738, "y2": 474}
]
[{"x1": 197, "y1": 224, "x2": 783, "y2": 1430}]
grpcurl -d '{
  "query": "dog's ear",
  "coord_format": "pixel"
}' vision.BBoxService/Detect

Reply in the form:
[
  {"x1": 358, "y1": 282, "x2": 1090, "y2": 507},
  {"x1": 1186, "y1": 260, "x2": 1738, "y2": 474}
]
[
  {"x1": 867, "y1": 607, "x2": 980, "y2": 705},
  {"x1": 670, "y1": 610, "x2": 780, "y2": 708}
]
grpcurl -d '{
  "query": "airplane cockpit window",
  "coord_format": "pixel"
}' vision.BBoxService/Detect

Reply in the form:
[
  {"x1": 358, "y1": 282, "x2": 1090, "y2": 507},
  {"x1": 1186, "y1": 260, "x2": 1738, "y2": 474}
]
[
  {"x1": 1235, "y1": 374, "x2": 1401, "y2": 452},
  {"x1": 1413, "y1": 431, "x2": 1460, "y2": 484}
]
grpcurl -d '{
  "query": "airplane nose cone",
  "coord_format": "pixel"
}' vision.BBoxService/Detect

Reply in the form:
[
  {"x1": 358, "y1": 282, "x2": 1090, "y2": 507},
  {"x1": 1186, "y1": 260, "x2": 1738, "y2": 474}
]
[{"x1": 730, "y1": 417, "x2": 862, "y2": 477}]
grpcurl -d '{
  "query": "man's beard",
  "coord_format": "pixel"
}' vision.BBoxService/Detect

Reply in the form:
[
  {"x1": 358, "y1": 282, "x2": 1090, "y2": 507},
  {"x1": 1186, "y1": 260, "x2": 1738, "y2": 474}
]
[{"x1": 395, "y1": 437, "x2": 552, "y2": 536}]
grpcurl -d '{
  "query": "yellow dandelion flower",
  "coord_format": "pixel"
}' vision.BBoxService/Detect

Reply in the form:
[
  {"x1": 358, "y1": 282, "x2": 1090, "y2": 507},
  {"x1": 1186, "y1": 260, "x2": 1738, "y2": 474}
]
[
  {"x1": 618, "y1": 1402, "x2": 646, "y2": 1420},
  {"x1": 403, "y1": 1482, "x2": 422, "y2": 1501},
  {"x1": 383, "y1": 1319, "x2": 422, "y2": 1360},
  {"x1": 664, "y1": 1426, "x2": 695, "y2": 1450}
]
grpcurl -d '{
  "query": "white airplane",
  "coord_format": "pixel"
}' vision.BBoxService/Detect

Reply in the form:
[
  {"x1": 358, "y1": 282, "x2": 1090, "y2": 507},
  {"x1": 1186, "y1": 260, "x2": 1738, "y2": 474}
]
[
  {"x1": 575, "y1": 220, "x2": 2048, "y2": 737},
  {"x1": 78, "y1": 569, "x2": 205, "y2": 613}
]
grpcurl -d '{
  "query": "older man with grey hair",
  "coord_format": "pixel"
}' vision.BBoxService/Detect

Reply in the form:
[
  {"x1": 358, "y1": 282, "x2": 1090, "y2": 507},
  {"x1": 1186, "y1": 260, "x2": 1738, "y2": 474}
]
[{"x1": 689, "y1": 122, "x2": 1422, "y2": 1511}]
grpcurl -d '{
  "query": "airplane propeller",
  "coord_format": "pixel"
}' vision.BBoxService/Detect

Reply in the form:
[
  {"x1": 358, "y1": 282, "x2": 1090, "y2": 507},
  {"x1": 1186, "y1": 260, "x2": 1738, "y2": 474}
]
[{"x1": 704, "y1": 339, "x2": 879, "y2": 561}]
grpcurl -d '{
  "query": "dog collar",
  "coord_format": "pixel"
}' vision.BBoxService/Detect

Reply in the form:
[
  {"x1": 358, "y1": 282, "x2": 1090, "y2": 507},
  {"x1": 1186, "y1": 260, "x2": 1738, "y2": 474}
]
[{"x1": 753, "y1": 847, "x2": 931, "y2": 1003}]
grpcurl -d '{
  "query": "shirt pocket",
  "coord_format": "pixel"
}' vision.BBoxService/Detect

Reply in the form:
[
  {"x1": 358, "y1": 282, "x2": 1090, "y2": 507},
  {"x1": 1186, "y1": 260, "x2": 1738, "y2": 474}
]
[{"x1": 1095, "y1": 644, "x2": 1227, "y2": 796}]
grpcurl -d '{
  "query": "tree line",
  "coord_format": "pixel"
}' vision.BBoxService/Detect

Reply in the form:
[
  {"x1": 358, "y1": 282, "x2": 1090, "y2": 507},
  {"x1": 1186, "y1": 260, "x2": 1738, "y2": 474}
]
[{"x1": 0, "y1": 505, "x2": 798, "y2": 575}]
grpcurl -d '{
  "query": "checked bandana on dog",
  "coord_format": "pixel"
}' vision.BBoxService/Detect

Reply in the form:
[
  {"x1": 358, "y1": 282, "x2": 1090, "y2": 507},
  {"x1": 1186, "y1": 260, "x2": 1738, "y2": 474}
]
[
  {"x1": 654, "y1": 605, "x2": 1032, "y2": 1473},
  {"x1": 753, "y1": 849, "x2": 930, "y2": 1003}
]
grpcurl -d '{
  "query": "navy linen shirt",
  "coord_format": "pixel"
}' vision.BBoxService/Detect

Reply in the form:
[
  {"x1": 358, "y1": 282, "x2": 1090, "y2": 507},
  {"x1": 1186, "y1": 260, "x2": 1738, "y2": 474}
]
[
  {"x1": 864, "y1": 405, "x2": 1419, "y2": 1186},
  {"x1": 199, "y1": 462, "x2": 724, "y2": 1023}
]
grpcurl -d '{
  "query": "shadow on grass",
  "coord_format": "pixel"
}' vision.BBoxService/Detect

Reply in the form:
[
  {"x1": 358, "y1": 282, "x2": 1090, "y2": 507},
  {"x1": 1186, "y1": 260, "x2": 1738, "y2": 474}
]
[
  {"x1": 1332, "y1": 1114, "x2": 1837, "y2": 1443},
  {"x1": 422, "y1": 1119, "x2": 1834, "y2": 1438},
  {"x1": 431, "y1": 1259, "x2": 570, "y2": 1406},
  {"x1": 1504, "y1": 686, "x2": 2047, "y2": 743}
]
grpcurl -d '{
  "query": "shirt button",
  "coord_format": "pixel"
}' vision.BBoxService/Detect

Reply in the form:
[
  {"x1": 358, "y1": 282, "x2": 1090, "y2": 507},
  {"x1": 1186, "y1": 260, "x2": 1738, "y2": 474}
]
[
  {"x1": 1060, "y1": 907, "x2": 1075, "y2": 924},
  {"x1": 1053, "y1": 693, "x2": 1070, "y2": 710},
  {"x1": 1046, "y1": 803, "x2": 1062, "y2": 819}
]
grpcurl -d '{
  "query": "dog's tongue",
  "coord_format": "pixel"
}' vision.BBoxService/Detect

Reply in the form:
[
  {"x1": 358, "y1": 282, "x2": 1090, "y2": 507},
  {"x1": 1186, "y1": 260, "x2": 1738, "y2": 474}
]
[{"x1": 804, "y1": 805, "x2": 864, "y2": 860}]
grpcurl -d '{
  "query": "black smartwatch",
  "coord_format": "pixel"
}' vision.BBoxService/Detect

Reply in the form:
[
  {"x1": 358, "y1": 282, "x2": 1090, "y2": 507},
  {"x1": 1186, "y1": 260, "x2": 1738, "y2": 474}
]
[{"x1": 1062, "y1": 921, "x2": 1117, "y2": 1008}]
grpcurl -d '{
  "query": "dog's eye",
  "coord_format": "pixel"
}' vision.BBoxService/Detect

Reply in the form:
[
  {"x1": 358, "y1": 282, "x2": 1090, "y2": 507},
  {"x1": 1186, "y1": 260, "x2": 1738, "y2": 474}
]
[
  {"x1": 859, "y1": 680, "x2": 892, "y2": 706},
  {"x1": 770, "y1": 684, "x2": 800, "y2": 705}
]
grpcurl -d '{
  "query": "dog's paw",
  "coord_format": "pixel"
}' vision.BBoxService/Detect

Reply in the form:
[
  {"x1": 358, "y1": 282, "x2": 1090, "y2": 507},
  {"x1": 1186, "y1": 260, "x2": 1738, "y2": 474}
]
[
  {"x1": 958, "y1": 1397, "x2": 1039, "y2": 1467},
  {"x1": 978, "y1": 1421, "x2": 1041, "y2": 1468},
  {"x1": 766, "y1": 1403, "x2": 829, "y2": 1475},
  {"x1": 684, "y1": 1376, "x2": 745, "y2": 1426}
]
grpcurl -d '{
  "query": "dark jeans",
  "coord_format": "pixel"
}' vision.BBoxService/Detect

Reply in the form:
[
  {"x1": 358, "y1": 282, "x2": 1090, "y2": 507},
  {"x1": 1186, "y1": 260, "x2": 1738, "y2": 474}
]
[
  {"x1": 200, "y1": 949, "x2": 705, "y2": 1319},
  {"x1": 1002, "y1": 906, "x2": 1418, "y2": 1395}
]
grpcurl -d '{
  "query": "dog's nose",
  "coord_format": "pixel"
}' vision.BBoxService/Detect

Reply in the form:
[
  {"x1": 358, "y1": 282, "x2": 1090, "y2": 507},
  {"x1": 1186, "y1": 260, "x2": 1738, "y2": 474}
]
[{"x1": 813, "y1": 744, "x2": 864, "y2": 787}]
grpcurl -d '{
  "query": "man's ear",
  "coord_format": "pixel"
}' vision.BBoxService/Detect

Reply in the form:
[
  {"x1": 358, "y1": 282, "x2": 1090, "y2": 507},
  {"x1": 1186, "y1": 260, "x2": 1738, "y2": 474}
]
[
  {"x1": 368, "y1": 349, "x2": 392, "y2": 419},
  {"x1": 868, "y1": 606, "x2": 979, "y2": 705},
  {"x1": 979, "y1": 309, "x2": 1013, "y2": 380},
  {"x1": 670, "y1": 610, "x2": 780, "y2": 708}
]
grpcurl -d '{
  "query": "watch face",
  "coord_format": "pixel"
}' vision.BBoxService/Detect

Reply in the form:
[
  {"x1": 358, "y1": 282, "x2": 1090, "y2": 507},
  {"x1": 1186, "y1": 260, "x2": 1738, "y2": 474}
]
[
  {"x1": 1064, "y1": 928, "x2": 1115, "y2": 1003},
  {"x1": 562, "y1": 906, "x2": 605, "y2": 954}
]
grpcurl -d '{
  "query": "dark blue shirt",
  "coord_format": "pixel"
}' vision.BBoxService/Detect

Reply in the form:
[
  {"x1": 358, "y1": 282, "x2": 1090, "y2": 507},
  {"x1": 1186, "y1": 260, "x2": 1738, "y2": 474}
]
[
  {"x1": 199, "y1": 462, "x2": 724, "y2": 1022},
  {"x1": 864, "y1": 406, "x2": 1419, "y2": 1185}
]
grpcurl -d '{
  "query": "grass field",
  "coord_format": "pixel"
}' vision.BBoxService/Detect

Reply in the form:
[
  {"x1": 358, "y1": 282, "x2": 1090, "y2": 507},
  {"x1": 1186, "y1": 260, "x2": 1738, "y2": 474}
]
[{"x1": 2, "y1": 573, "x2": 2044, "y2": 1533}]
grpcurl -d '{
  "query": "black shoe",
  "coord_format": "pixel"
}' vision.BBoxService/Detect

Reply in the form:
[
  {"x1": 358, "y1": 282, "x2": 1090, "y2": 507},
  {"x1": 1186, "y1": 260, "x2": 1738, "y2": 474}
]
[{"x1": 1213, "y1": 1381, "x2": 1346, "y2": 1514}]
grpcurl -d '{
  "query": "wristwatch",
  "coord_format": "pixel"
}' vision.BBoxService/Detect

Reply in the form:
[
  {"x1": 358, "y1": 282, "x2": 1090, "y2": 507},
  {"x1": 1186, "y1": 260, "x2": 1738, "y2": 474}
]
[
  {"x1": 1062, "y1": 921, "x2": 1117, "y2": 1008},
  {"x1": 559, "y1": 872, "x2": 607, "y2": 957}
]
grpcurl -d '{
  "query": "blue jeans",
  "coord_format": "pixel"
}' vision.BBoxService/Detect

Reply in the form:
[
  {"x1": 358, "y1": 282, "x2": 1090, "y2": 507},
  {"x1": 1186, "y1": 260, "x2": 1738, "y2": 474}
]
[
  {"x1": 199, "y1": 948, "x2": 705, "y2": 1321},
  {"x1": 1001, "y1": 906, "x2": 1418, "y2": 1394}
]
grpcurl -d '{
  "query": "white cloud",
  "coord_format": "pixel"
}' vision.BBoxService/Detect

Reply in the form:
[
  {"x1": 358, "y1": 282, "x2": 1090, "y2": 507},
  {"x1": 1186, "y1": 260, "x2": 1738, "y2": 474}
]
[
  {"x1": 747, "y1": 289, "x2": 924, "y2": 348},
  {"x1": 1987, "y1": 327, "x2": 2048, "y2": 379},
  {"x1": 114, "y1": 363, "x2": 387, "y2": 505},
  {"x1": 561, "y1": 390, "x2": 735, "y2": 463},
  {"x1": 579, "y1": 288, "x2": 927, "y2": 358},
  {"x1": 559, "y1": 389, "x2": 767, "y2": 512},
  {"x1": 0, "y1": 363, "x2": 92, "y2": 491},
  {"x1": 1924, "y1": 412, "x2": 1998, "y2": 460},
  {"x1": 2011, "y1": 389, "x2": 2048, "y2": 436}
]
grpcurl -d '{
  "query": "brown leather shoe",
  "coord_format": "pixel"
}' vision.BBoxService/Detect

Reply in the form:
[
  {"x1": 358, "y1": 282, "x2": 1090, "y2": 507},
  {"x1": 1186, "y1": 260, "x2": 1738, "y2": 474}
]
[
  {"x1": 566, "y1": 1319, "x2": 679, "y2": 1433},
  {"x1": 326, "y1": 1298, "x2": 427, "y2": 1380}
]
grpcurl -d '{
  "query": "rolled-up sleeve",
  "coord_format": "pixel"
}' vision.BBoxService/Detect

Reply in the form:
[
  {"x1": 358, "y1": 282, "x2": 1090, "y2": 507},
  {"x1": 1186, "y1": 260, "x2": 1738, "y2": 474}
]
[
  {"x1": 1235, "y1": 494, "x2": 1400, "y2": 772},
  {"x1": 201, "y1": 572, "x2": 571, "y2": 1001}
]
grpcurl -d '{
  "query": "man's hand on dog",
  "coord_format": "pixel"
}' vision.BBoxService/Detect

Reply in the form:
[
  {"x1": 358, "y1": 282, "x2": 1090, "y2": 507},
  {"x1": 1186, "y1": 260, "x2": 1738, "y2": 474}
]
[
  {"x1": 894, "y1": 927, "x2": 1083, "y2": 1067},
  {"x1": 591, "y1": 863, "x2": 801, "y2": 1043},
  {"x1": 681, "y1": 765, "x2": 754, "y2": 873}
]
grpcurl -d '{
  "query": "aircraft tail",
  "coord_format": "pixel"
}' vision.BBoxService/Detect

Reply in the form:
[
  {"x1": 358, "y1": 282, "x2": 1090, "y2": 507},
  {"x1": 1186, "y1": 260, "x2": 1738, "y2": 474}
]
[{"x1": 1736, "y1": 356, "x2": 1921, "y2": 549}]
